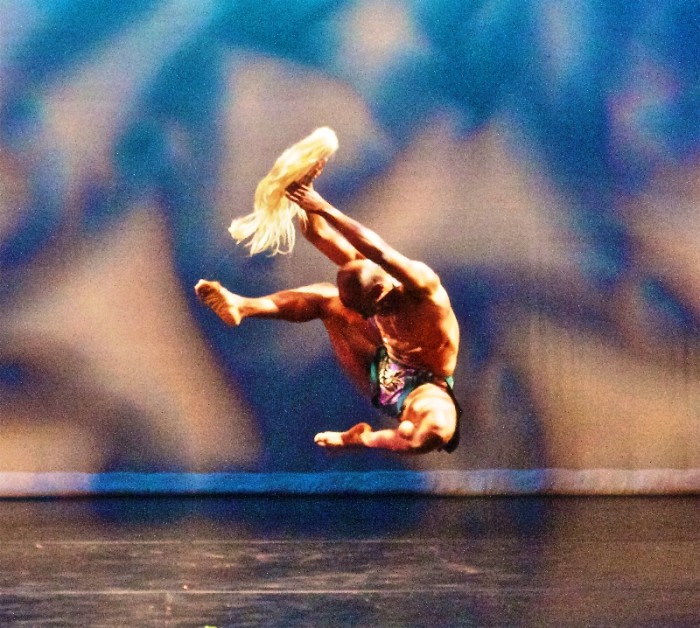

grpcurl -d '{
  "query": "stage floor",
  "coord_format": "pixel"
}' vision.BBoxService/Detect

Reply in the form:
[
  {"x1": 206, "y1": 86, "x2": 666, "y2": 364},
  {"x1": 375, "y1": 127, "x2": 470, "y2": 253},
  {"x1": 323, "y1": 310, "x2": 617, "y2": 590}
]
[{"x1": 0, "y1": 496, "x2": 697, "y2": 626}]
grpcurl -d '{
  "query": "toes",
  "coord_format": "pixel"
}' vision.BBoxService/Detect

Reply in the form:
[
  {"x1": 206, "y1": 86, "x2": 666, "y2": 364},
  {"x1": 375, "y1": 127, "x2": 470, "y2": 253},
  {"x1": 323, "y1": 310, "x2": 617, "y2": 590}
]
[
  {"x1": 193, "y1": 281, "x2": 241, "y2": 326},
  {"x1": 314, "y1": 432, "x2": 343, "y2": 448},
  {"x1": 195, "y1": 279, "x2": 212, "y2": 295},
  {"x1": 194, "y1": 280, "x2": 221, "y2": 303},
  {"x1": 314, "y1": 432, "x2": 331, "y2": 447}
]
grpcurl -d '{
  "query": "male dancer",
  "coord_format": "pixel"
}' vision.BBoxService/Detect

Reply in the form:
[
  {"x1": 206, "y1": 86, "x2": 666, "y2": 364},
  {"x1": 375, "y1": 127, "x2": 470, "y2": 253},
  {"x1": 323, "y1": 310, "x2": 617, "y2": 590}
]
[{"x1": 195, "y1": 173, "x2": 461, "y2": 454}]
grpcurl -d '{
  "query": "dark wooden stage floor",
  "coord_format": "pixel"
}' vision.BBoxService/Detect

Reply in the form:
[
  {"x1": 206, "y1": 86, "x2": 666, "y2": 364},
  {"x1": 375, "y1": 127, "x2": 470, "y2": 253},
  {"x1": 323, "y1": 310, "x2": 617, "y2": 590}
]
[{"x1": 0, "y1": 496, "x2": 697, "y2": 626}]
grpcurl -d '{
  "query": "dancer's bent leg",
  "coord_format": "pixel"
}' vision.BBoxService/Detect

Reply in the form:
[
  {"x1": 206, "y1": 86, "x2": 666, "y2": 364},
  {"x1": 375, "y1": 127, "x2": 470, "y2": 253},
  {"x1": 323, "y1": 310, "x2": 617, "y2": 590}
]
[{"x1": 195, "y1": 280, "x2": 338, "y2": 326}]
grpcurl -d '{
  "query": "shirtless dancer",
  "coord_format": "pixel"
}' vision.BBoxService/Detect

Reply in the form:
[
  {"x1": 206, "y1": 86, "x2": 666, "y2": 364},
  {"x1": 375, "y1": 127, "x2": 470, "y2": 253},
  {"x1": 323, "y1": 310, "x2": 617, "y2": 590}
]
[{"x1": 195, "y1": 172, "x2": 461, "y2": 454}]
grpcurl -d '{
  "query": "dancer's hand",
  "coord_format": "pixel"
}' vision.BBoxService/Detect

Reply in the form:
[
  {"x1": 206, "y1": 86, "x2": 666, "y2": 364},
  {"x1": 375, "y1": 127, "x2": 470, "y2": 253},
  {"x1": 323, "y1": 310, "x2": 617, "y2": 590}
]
[
  {"x1": 286, "y1": 182, "x2": 330, "y2": 215},
  {"x1": 299, "y1": 157, "x2": 328, "y2": 185}
]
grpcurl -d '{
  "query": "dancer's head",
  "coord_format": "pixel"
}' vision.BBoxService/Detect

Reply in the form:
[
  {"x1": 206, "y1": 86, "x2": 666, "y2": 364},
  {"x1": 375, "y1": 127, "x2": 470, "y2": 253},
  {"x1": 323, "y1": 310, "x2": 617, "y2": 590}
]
[{"x1": 337, "y1": 260, "x2": 395, "y2": 317}]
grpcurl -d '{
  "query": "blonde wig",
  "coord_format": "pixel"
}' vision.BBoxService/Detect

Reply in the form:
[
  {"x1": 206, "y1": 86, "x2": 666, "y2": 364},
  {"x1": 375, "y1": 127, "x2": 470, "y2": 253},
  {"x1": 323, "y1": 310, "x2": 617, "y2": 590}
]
[{"x1": 229, "y1": 127, "x2": 338, "y2": 255}]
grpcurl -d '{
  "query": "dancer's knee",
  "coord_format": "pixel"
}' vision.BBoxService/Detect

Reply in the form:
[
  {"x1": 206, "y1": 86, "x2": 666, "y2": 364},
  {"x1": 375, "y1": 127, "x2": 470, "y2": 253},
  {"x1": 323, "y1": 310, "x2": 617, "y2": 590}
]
[{"x1": 404, "y1": 391, "x2": 457, "y2": 450}]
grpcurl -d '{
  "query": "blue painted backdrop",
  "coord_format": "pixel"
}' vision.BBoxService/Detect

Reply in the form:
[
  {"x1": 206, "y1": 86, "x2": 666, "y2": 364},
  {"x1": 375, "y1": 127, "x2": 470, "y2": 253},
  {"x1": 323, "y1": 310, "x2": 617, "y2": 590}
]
[{"x1": 1, "y1": 0, "x2": 698, "y2": 480}]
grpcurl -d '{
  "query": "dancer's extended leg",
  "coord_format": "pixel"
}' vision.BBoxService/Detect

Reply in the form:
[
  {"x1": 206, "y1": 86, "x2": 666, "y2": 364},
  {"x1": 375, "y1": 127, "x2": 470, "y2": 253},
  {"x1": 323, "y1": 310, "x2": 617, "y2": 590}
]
[
  {"x1": 315, "y1": 422, "x2": 420, "y2": 452},
  {"x1": 195, "y1": 279, "x2": 337, "y2": 326},
  {"x1": 314, "y1": 384, "x2": 457, "y2": 453}
]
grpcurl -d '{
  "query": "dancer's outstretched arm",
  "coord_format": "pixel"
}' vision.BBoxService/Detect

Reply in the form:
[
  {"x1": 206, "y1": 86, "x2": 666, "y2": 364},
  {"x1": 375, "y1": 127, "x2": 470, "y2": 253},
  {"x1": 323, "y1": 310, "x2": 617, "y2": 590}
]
[
  {"x1": 286, "y1": 184, "x2": 439, "y2": 294},
  {"x1": 299, "y1": 211, "x2": 365, "y2": 266}
]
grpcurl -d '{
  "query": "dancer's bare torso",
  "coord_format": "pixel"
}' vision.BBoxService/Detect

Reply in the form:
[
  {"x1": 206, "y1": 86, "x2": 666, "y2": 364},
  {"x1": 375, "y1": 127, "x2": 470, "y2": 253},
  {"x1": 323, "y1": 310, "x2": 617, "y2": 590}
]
[
  {"x1": 373, "y1": 282, "x2": 459, "y2": 378},
  {"x1": 324, "y1": 279, "x2": 459, "y2": 395}
]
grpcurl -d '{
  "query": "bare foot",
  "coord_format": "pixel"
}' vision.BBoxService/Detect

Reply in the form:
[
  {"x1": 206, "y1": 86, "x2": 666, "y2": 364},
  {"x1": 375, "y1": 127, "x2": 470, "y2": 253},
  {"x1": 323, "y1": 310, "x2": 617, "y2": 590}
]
[
  {"x1": 314, "y1": 431, "x2": 345, "y2": 448},
  {"x1": 314, "y1": 422, "x2": 372, "y2": 448},
  {"x1": 195, "y1": 280, "x2": 243, "y2": 326}
]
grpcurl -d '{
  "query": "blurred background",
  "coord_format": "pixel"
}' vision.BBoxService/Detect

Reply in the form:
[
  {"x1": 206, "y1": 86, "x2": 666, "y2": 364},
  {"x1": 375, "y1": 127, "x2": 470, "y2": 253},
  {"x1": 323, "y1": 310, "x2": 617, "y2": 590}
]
[{"x1": 0, "y1": 0, "x2": 698, "y2": 486}]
